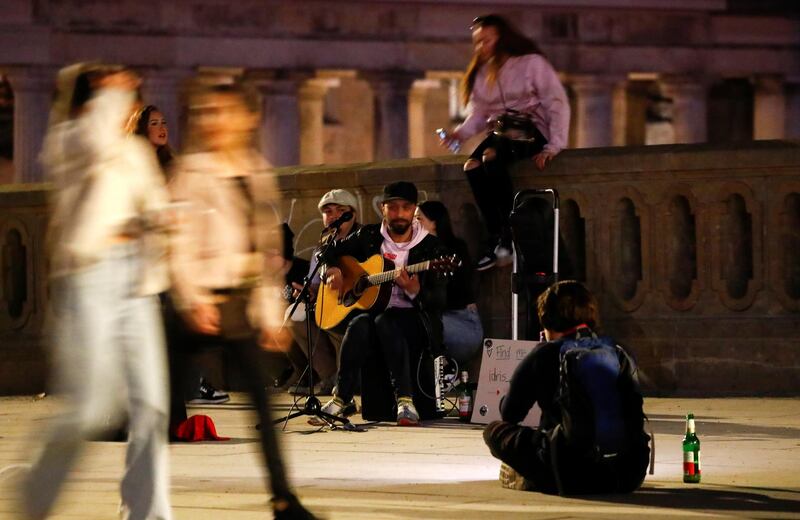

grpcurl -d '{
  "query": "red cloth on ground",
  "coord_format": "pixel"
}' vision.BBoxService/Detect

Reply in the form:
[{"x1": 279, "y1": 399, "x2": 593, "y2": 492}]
[{"x1": 171, "y1": 415, "x2": 229, "y2": 442}]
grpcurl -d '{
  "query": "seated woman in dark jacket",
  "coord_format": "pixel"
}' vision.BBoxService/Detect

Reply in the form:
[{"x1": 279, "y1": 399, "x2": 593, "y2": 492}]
[{"x1": 415, "y1": 201, "x2": 483, "y2": 366}]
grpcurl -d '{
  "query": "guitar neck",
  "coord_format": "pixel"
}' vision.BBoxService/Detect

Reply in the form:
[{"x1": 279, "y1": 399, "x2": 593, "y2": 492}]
[{"x1": 366, "y1": 260, "x2": 430, "y2": 287}]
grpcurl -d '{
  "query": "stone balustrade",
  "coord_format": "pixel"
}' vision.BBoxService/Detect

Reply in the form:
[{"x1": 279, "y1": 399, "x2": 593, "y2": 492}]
[{"x1": 1, "y1": 140, "x2": 799, "y2": 395}]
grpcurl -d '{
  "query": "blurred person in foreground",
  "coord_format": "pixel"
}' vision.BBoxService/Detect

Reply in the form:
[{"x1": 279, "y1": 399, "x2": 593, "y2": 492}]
[
  {"x1": 167, "y1": 81, "x2": 319, "y2": 520},
  {"x1": 483, "y1": 280, "x2": 650, "y2": 495},
  {"x1": 23, "y1": 63, "x2": 172, "y2": 520}
]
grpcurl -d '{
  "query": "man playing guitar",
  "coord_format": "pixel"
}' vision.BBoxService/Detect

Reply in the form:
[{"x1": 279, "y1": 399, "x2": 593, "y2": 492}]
[
  {"x1": 285, "y1": 189, "x2": 361, "y2": 397},
  {"x1": 316, "y1": 181, "x2": 449, "y2": 426}
]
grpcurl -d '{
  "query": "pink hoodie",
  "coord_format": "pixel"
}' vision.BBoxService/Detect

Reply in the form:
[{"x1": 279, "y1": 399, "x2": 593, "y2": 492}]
[
  {"x1": 380, "y1": 219, "x2": 429, "y2": 309},
  {"x1": 455, "y1": 54, "x2": 570, "y2": 155}
]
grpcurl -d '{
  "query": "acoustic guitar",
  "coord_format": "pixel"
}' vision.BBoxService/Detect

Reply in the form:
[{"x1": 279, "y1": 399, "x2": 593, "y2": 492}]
[{"x1": 314, "y1": 254, "x2": 459, "y2": 330}]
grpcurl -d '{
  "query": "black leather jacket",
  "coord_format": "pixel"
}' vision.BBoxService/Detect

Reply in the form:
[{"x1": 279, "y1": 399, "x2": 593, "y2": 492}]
[{"x1": 320, "y1": 223, "x2": 449, "y2": 354}]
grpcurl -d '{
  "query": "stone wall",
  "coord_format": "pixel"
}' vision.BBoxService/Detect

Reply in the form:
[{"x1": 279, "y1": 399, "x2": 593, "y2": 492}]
[{"x1": 1, "y1": 141, "x2": 799, "y2": 395}]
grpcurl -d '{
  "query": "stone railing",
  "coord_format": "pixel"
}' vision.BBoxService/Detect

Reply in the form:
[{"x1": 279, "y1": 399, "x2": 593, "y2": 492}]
[{"x1": 1, "y1": 140, "x2": 799, "y2": 395}]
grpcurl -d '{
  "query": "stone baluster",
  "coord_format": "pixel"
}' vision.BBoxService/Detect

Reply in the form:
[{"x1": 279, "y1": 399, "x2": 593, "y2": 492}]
[
  {"x1": 660, "y1": 75, "x2": 708, "y2": 144},
  {"x1": 6, "y1": 67, "x2": 55, "y2": 183},
  {"x1": 753, "y1": 75, "x2": 786, "y2": 140},
  {"x1": 364, "y1": 72, "x2": 418, "y2": 161},
  {"x1": 408, "y1": 78, "x2": 442, "y2": 158},
  {"x1": 299, "y1": 77, "x2": 337, "y2": 166},
  {"x1": 246, "y1": 70, "x2": 311, "y2": 167},
  {"x1": 786, "y1": 77, "x2": 800, "y2": 139},
  {"x1": 570, "y1": 74, "x2": 617, "y2": 148}
]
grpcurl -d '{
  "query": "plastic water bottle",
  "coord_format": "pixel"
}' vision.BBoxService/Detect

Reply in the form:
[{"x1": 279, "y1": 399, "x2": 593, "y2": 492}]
[
  {"x1": 683, "y1": 412, "x2": 701, "y2": 483},
  {"x1": 436, "y1": 128, "x2": 461, "y2": 153}
]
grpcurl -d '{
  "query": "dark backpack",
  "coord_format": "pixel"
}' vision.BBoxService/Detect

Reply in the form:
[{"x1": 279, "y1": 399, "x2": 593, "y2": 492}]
[{"x1": 549, "y1": 332, "x2": 650, "y2": 494}]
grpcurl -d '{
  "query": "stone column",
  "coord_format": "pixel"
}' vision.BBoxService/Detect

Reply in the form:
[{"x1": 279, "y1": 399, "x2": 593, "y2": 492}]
[
  {"x1": 139, "y1": 68, "x2": 191, "y2": 150},
  {"x1": 364, "y1": 72, "x2": 418, "y2": 161},
  {"x1": 408, "y1": 79, "x2": 441, "y2": 158},
  {"x1": 570, "y1": 74, "x2": 617, "y2": 148},
  {"x1": 660, "y1": 75, "x2": 708, "y2": 144},
  {"x1": 246, "y1": 70, "x2": 311, "y2": 167},
  {"x1": 298, "y1": 78, "x2": 337, "y2": 166},
  {"x1": 786, "y1": 77, "x2": 800, "y2": 139},
  {"x1": 6, "y1": 67, "x2": 54, "y2": 183},
  {"x1": 611, "y1": 79, "x2": 629, "y2": 147},
  {"x1": 753, "y1": 75, "x2": 786, "y2": 140}
]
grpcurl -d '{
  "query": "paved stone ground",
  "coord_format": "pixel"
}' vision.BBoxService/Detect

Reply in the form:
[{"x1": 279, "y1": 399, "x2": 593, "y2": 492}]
[{"x1": 1, "y1": 394, "x2": 799, "y2": 519}]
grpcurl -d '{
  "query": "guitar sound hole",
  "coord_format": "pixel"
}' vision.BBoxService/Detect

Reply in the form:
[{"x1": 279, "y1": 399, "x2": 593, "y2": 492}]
[
  {"x1": 342, "y1": 292, "x2": 356, "y2": 307},
  {"x1": 353, "y1": 276, "x2": 370, "y2": 296},
  {"x1": 342, "y1": 276, "x2": 369, "y2": 307}
]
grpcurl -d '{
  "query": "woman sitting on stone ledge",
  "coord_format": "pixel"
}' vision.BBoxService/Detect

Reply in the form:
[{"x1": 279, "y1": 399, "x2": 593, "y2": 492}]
[{"x1": 439, "y1": 14, "x2": 570, "y2": 271}]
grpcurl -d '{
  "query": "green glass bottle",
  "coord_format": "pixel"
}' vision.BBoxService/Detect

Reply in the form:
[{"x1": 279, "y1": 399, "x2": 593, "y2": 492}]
[{"x1": 682, "y1": 413, "x2": 701, "y2": 483}]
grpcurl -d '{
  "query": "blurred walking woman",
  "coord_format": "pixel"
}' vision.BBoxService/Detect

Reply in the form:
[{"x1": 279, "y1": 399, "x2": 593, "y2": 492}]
[
  {"x1": 168, "y1": 82, "x2": 319, "y2": 520},
  {"x1": 24, "y1": 64, "x2": 172, "y2": 519},
  {"x1": 440, "y1": 14, "x2": 570, "y2": 271}
]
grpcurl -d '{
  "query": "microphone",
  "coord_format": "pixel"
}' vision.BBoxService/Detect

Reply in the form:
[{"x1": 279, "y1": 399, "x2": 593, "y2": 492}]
[{"x1": 325, "y1": 211, "x2": 353, "y2": 231}]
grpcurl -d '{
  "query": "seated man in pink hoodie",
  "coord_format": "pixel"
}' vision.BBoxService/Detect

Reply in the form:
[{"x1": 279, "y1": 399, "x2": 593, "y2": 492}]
[{"x1": 316, "y1": 182, "x2": 450, "y2": 426}]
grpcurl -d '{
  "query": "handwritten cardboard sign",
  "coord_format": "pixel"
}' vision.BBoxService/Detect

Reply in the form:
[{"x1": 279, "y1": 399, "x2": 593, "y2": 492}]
[{"x1": 471, "y1": 338, "x2": 542, "y2": 427}]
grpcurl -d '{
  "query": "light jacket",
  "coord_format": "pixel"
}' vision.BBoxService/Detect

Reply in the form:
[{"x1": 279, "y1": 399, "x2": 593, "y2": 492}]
[
  {"x1": 42, "y1": 88, "x2": 170, "y2": 295},
  {"x1": 456, "y1": 54, "x2": 571, "y2": 155},
  {"x1": 168, "y1": 150, "x2": 285, "y2": 330}
]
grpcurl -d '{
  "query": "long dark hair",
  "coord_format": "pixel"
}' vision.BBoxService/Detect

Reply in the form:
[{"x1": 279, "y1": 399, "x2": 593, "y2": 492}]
[
  {"x1": 462, "y1": 14, "x2": 542, "y2": 105},
  {"x1": 418, "y1": 200, "x2": 459, "y2": 250},
  {"x1": 133, "y1": 104, "x2": 174, "y2": 169}
]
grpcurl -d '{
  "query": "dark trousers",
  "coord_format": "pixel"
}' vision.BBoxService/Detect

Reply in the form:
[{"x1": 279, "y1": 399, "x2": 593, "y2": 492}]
[
  {"x1": 163, "y1": 298, "x2": 292, "y2": 500},
  {"x1": 466, "y1": 133, "x2": 544, "y2": 243},
  {"x1": 484, "y1": 420, "x2": 649, "y2": 495},
  {"x1": 483, "y1": 420, "x2": 557, "y2": 493},
  {"x1": 336, "y1": 308, "x2": 428, "y2": 403},
  {"x1": 335, "y1": 313, "x2": 374, "y2": 403},
  {"x1": 374, "y1": 308, "x2": 428, "y2": 398},
  {"x1": 287, "y1": 317, "x2": 343, "y2": 382}
]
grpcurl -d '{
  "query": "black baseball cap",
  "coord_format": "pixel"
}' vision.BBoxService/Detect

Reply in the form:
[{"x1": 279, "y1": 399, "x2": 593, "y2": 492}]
[{"x1": 381, "y1": 181, "x2": 418, "y2": 204}]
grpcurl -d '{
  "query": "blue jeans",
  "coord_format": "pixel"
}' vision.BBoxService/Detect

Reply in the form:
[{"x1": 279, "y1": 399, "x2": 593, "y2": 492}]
[
  {"x1": 442, "y1": 306, "x2": 484, "y2": 365},
  {"x1": 25, "y1": 243, "x2": 171, "y2": 520}
]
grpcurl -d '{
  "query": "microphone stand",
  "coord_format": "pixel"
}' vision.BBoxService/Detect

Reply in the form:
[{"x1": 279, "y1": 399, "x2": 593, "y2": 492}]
[{"x1": 273, "y1": 230, "x2": 353, "y2": 429}]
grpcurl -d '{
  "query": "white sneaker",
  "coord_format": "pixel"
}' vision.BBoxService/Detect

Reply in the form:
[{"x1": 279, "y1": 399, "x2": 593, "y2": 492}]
[
  {"x1": 308, "y1": 397, "x2": 357, "y2": 426},
  {"x1": 187, "y1": 377, "x2": 230, "y2": 404},
  {"x1": 396, "y1": 397, "x2": 420, "y2": 426}
]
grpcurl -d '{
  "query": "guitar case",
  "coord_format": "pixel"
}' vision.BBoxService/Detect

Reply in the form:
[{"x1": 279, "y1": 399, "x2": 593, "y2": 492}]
[{"x1": 360, "y1": 342, "x2": 443, "y2": 421}]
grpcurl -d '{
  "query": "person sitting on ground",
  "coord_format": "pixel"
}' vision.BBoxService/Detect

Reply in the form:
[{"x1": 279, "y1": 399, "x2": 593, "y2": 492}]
[
  {"x1": 415, "y1": 200, "x2": 483, "y2": 366},
  {"x1": 483, "y1": 280, "x2": 650, "y2": 494},
  {"x1": 284, "y1": 189, "x2": 361, "y2": 396},
  {"x1": 316, "y1": 181, "x2": 449, "y2": 426}
]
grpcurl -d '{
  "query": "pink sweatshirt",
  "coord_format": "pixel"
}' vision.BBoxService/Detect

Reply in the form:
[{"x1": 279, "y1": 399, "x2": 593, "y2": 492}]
[
  {"x1": 380, "y1": 219, "x2": 429, "y2": 309},
  {"x1": 455, "y1": 54, "x2": 570, "y2": 155}
]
